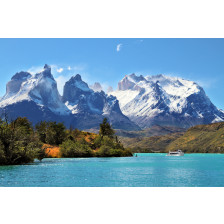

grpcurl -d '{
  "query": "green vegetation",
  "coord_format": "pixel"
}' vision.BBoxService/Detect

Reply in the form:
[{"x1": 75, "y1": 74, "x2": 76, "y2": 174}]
[
  {"x1": 0, "y1": 117, "x2": 44, "y2": 165},
  {"x1": 35, "y1": 121, "x2": 66, "y2": 145},
  {"x1": 167, "y1": 122, "x2": 224, "y2": 153},
  {"x1": 0, "y1": 117, "x2": 132, "y2": 165},
  {"x1": 60, "y1": 118, "x2": 132, "y2": 158},
  {"x1": 121, "y1": 122, "x2": 224, "y2": 153},
  {"x1": 115, "y1": 125, "x2": 185, "y2": 138},
  {"x1": 120, "y1": 133, "x2": 184, "y2": 153},
  {"x1": 4, "y1": 116, "x2": 224, "y2": 165},
  {"x1": 60, "y1": 140, "x2": 94, "y2": 158}
]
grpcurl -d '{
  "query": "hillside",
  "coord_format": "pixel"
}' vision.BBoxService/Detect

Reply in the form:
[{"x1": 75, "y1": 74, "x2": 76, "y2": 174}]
[
  {"x1": 119, "y1": 132, "x2": 184, "y2": 153},
  {"x1": 115, "y1": 125, "x2": 185, "y2": 138},
  {"x1": 122, "y1": 122, "x2": 224, "y2": 153},
  {"x1": 167, "y1": 122, "x2": 224, "y2": 153}
]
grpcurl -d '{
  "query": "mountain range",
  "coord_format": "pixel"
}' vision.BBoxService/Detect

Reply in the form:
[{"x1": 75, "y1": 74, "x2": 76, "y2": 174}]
[
  {"x1": 0, "y1": 64, "x2": 223, "y2": 131},
  {"x1": 110, "y1": 73, "x2": 224, "y2": 128},
  {"x1": 0, "y1": 65, "x2": 138, "y2": 130}
]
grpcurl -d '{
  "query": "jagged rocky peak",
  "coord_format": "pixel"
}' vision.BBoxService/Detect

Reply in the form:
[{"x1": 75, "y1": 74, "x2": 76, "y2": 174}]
[
  {"x1": 44, "y1": 64, "x2": 51, "y2": 70},
  {"x1": 71, "y1": 74, "x2": 82, "y2": 81},
  {"x1": 29, "y1": 64, "x2": 69, "y2": 115},
  {"x1": 107, "y1": 86, "x2": 114, "y2": 93},
  {"x1": 11, "y1": 71, "x2": 31, "y2": 81},
  {"x1": 62, "y1": 74, "x2": 92, "y2": 103},
  {"x1": 60, "y1": 73, "x2": 140, "y2": 130},
  {"x1": 129, "y1": 73, "x2": 146, "y2": 83},
  {"x1": 5, "y1": 71, "x2": 32, "y2": 98},
  {"x1": 118, "y1": 74, "x2": 135, "y2": 91},
  {"x1": 0, "y1": 64, "x2": 69, "y2": 116},
  {"x1": 90, "y1": 82, "x2": 103, "y2": 92},
  {"x1": 30, "y1": 66, "x2": 59, "y2": 97},
  {"x1": 68, "y1": 74, "x2": 89, "y2": 87},
  {"x1": 111, "y1": 73, "x2": 224, "y2": 128},
  {"x1": 145, "y1": 74, "x2": 186, "y2": 88},
  {"x1": 118, "y1": 73, "x2": 147, "y2": 91},
  {"x1": 34, "y1": 64, "x2": 54, "y2": 80}
]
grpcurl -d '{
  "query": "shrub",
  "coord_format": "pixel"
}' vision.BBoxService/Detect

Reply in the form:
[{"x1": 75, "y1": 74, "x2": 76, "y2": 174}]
[{"x1": 60, "y1": 140, "x2": 93, "y2": 158}]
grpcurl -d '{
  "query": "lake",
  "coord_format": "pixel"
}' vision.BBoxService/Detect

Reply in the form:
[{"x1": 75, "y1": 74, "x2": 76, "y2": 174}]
[{"x1": 1, "y1": 153, "x2": 224, "y2": 187}]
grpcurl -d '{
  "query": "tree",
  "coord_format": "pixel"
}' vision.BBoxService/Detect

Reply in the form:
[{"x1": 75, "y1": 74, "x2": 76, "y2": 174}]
[
  {"x1": 36, "y1": 121, "x2": 66, "y2": 145},
  {"x1": 0, "y1": 117, "x2": 43, "y2": 165},
  {"x1": 99, "y1": 118, "x2": 115, "y2": 139},
  {"x1": 11, "y1": 117, "x2": 33, "y2": 135},
  {"x1": 35, "y1": 121, "x2": 48, "y2": 143},
  {"x1": 46, "y1": 122, "x2": 66, "y2": 145}
]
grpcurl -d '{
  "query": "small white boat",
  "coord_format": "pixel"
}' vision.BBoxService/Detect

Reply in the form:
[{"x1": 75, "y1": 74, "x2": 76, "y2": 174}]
[{"x1": 167, "y1": 150, "x2": 184, "y2": 156}]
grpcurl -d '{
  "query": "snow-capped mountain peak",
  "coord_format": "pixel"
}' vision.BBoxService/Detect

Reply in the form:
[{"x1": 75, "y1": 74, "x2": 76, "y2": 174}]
[
  {"x1": 0, "y1": 66, "x2": 140, "y2": 130},
  {"x1": 118, "y1": 73, "x2": 148, "y2": 91},
  {"x1": 1, "y1": 66, "x2": 223, "y2": 131},
  {"x1": 90, "y1": 82, "x2": 103, "y2": 92},
  {"x1": 111, "y1": 73, "x2": 224, "y2": 128},
  {"x1": 0, "y1": 65, "x2": 69, "y2": 115},
  {"x1": 62, "y1": 74, "x2": 139, "y2": 130}
]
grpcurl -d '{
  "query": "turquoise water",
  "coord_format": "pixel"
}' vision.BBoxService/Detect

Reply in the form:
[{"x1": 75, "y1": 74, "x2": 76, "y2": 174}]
[{"x1": 1, "y1": 153, "x2": 224, "y2": 187}]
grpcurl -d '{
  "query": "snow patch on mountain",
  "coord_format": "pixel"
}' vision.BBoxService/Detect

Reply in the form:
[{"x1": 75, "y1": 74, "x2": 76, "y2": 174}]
[
  {"x1": 110, "y1": 73, "x2": 224, "y2": 128},
  {"x1": 62, "y1": 74, "x2": 140, "y2": 130},
  {"x1": 0, "y1": 64, "x2": 69, "y2": 115}
]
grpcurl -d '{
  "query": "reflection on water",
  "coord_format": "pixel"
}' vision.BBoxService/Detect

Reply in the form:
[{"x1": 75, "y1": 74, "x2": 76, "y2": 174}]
[{"x1": 1, "y1": 154, "x2": 224, "y2": 187}]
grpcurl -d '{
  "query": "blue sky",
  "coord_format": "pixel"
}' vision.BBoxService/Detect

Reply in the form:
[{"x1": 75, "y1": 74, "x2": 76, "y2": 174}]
[{"x1": 0, "y1": 38, "x2": 224, "y2": 109}]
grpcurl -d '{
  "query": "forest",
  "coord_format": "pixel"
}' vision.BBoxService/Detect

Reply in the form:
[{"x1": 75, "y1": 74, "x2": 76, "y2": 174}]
[{"x1": 0, "y1": 117, "x2": 132, "y2": 165}]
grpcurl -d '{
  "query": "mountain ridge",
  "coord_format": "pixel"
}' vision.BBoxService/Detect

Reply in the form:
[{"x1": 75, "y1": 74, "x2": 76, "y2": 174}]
[
  {"x1": 0, "y1": 65, "x2": 223, "y2": 131},
  {"x1": 110, "y1": 73, "x2": 224, "y2": 128},
  {"x1": 0, "y1": 65, "x2": 139, "y2": 131}
]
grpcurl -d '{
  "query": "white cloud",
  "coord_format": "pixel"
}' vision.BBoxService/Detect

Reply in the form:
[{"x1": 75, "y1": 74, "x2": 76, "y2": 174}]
[
  {"x1": 68, "y1": 66, "x2": 71, "y2": 70},
  {"x1": 57, "y1": 68, "x2": 64, "y2": 73},
  {"x1": 116, "y1": 43, "x2": 122, "y2": 52}
]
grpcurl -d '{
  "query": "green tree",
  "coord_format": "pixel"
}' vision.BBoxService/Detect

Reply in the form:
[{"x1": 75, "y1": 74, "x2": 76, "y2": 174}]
[
  {"x1": 0, "y1": 117, "x2": 44, "y2": 165},
  {"x1": 99, "y1": 118, "x2": 115, "y2": 139},
  {"x1": 35, "y1": 121, "x2": 48, "y2": 143},
  {"x1": 46, "y1": 122, "x2": 66, "y2": 145},
  {"x1": 36, "y1": 121, "x2": 67, "y2": 145}
]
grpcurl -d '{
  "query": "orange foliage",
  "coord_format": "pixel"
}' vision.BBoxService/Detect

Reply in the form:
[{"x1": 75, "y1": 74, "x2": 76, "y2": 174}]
[
  {"x1": 43, "y1": 144, "x2": 61, "y2": 158},
  {"x1": 42, "y1": 132, "x2": 98, "y2": 158}
]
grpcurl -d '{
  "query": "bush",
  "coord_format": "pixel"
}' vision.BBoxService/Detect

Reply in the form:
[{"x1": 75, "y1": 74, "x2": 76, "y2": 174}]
[
  {"x1": 96, "y1": 145, "x2": 132, "y2": 157},
  {"x1": 60, "y1": 140, "x2": 93, "y2": 158}
]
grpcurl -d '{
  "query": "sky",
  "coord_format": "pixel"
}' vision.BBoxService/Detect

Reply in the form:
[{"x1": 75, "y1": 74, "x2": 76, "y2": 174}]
[{"x1": 0, "y1": 38, "x2": 224, "y2": 109}]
